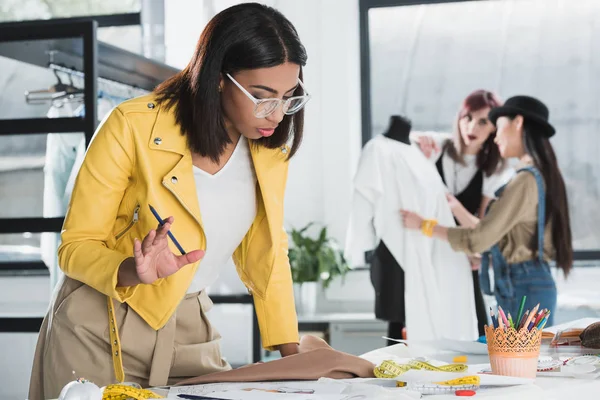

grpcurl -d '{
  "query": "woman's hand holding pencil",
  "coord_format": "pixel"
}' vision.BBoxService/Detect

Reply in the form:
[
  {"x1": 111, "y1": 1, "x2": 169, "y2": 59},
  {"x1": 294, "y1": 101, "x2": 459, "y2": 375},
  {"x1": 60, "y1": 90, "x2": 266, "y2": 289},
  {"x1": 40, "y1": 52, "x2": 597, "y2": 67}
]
[{"x1": 122, "y1": 205, "x2": 205, "y2": 285}]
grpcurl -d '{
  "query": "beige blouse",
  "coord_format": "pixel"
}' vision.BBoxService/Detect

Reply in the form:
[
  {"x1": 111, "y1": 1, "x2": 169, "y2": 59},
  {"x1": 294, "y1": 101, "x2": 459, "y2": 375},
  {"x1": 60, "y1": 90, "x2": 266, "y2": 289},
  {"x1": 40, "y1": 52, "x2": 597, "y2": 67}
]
[{"x1": 447, "y1": 164, "x2": 554, "y2": 264}]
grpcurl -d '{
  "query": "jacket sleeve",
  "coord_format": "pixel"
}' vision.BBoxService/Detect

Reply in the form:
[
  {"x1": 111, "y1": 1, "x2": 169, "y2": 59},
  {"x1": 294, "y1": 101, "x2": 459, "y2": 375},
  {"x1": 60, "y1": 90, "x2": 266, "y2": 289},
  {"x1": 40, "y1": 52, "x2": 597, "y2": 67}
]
[
  {"x1": 447, "y1": 172, "x2": 537, "y2": 255},
  {"x1": 253, "y1": 226, "x2": 299, "y2": 351},
  {"x1": 58, "y1": 107, "x2": 138, "y2": 302}
]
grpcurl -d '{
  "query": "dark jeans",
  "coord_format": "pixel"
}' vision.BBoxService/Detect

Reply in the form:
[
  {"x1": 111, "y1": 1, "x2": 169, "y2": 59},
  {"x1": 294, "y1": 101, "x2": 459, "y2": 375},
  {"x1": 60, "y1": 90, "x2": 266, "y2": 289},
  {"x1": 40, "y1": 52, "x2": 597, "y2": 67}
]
[{"x1": 495, "y1": 261, "x2": 557, "y2": 327}]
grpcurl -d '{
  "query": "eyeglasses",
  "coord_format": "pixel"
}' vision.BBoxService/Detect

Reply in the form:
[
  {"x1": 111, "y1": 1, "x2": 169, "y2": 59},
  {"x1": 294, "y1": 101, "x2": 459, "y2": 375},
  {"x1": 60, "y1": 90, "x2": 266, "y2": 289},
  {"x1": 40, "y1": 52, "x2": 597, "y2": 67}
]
[{"x1": 226, "y1": 73, "x2": 311, "y2": 118}]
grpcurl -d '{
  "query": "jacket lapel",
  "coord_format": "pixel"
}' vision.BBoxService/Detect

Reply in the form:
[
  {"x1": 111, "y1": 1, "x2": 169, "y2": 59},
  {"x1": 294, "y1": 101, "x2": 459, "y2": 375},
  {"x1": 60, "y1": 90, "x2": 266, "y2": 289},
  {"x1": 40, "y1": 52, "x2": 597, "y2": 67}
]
[
  {"x1": 150, "y1": 102, "x2": 287, "y2": 280},
  {"x1": 149, "y1": 106, "x2": 203, "y2": 227},
  {"x1": 249, "y1": 143, "x2": 285, "y2": 251}
]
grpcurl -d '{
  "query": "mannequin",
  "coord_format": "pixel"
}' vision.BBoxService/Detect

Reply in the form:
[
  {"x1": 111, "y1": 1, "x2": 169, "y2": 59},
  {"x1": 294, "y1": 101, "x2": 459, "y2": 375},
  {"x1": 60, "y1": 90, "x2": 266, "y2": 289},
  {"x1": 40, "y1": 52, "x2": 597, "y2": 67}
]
[
  {"x1": 345, "y1": 115, "x2": 477, "y2": 343},
  {"x1": 383, "y1": 115, "x2": 411, "y2": 145}
]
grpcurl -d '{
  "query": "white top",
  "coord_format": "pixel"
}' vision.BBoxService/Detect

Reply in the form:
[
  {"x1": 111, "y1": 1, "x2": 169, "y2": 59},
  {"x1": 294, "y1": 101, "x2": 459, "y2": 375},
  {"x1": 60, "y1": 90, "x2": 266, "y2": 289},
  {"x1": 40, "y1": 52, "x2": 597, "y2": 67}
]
[
  {"x1": 187, "y1": 137, "x2": 257, "y2": 293},
  {"x1": 410, "y1": 131, "x2": 514, "y2": 198},
  {"x1": 345, "y1": 135, "x2": 478, "y2": 341}
]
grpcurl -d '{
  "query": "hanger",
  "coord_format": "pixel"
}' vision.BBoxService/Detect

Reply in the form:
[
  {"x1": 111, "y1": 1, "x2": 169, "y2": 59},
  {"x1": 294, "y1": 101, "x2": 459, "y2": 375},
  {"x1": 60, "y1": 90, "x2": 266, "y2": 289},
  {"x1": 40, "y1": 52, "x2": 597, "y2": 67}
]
[
  {"x1": 25, "y1": 60, "x2": 149, "y2": 108},
  {"x1": 24, "y1": 69, "x2": 84, "y2": 105}
]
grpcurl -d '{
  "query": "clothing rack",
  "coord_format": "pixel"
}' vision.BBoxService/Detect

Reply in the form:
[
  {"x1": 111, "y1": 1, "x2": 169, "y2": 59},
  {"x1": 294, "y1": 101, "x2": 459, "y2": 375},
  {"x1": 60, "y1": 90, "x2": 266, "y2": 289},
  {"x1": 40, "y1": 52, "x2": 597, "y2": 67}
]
[
  {"x1": 0, "y1": 16, "x2": 262, "y2": 363},
  {"x1": 0, "y1": 15, "x2": 179, "y2": 258},
  {"x1": 47, "y1": 63, "x2": 150, "y2": 100}
]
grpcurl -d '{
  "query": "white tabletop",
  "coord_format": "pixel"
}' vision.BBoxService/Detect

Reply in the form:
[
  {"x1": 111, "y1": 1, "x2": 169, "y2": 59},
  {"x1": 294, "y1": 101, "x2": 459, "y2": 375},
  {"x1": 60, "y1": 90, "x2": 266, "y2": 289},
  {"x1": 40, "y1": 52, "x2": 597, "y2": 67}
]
[{"x1": 360, "y1": 336, "x2": 600, "y2": 399}]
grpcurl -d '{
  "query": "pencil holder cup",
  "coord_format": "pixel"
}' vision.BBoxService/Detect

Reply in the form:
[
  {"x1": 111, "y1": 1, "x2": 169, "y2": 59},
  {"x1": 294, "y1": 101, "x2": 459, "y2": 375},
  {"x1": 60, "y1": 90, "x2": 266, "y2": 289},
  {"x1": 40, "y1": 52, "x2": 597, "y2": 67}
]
[{"x1": 484, "y1": 325, "x2": 542, "y2": 379}]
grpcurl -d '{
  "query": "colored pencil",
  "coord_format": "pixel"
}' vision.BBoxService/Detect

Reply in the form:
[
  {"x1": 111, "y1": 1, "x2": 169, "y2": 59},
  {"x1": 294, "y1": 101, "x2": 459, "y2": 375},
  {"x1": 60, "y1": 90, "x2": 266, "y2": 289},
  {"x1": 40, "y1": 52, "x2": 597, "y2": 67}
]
[
  {"x1": 532, "y1": 309, "x2": 546, "y2": 327},
  {"x1": 498, "y1": 306, "x2": 509, "y2": 328},
  {"x1": 518, "y1": 310, "x2": 529, "y2": 330},
  {"x1": 516, "y1": 295, "x2": 527, "y2": 329},
  {"x1": 538, "y1": 311, "x2": 551, "y2": 329},
  {"x1": 490, "y1": 307, "x2": 498, "y2": 328},
  {"x1": 524, "y1": 304, "x2": 540, "y2": 331},
  {"x1": 489, "y1": 303, "x2": 550, "y2": 332}
]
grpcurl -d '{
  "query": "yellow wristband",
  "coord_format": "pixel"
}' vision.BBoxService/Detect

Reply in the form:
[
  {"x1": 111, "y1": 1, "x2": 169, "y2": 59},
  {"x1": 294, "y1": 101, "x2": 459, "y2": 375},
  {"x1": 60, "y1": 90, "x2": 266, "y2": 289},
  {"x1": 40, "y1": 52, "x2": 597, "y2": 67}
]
[{"x1": 421, "y1": 219, "x2": 438, "y2": 237}]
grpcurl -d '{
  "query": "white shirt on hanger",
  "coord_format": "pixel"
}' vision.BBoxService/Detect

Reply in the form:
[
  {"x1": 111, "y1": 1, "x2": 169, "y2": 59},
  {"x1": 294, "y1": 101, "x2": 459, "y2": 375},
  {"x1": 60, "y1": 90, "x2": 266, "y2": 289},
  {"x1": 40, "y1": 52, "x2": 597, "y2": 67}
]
[
  {"x1": 345, "y1": 135, "x2": 478, "y2": 341},
  {"x1": 187, "y1": 136, "x2": 257, "y2": 294}
]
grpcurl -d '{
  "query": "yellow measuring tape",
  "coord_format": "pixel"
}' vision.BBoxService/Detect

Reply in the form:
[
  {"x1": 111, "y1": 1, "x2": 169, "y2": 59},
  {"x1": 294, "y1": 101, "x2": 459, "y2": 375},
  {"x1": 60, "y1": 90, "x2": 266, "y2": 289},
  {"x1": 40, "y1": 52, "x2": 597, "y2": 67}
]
[
  {"x1": 374, "y1": 359, "x2": 468, "y2": 378},
  {"x1": 374, "y1": 360, "x2": 480, "y2": 389},
  {"x1": 408, "y1": 359, "x2": 469, "y2": 373},
  {"x1": 107, "y1": 296, "x2": 125, "y2": 383},
  {"x1": 435, "y1": 376, "x2": 481, "y2": 386},
  {"x1": 102, "y1": 384, "x2": 163, "y2": 400},
  {"x1": 374, "y1": 360, "x2": 412, "y2": 378}
]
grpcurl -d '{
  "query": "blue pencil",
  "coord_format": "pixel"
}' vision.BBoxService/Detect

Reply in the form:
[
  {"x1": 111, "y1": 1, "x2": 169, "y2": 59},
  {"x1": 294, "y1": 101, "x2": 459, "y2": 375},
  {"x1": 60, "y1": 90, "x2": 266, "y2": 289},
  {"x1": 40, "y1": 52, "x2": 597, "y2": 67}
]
[
  {"x1": 148, "y1": 205, "x2": 186, "y2": 255},
  {"x1": 527, "y1": 320, "x2": 535, "y2": 331},
  {"x1": 490, "y1": 307, "x2": 498, "y2": 328},
  {"x1": 537, "y1": 316, "x2": 549, "y2": 330}
]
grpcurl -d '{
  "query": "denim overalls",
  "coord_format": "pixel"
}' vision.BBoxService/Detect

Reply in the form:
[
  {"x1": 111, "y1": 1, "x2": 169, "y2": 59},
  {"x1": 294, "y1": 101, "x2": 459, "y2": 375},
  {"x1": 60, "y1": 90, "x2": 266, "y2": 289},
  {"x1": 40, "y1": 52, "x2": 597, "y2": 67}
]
[{"x1": 479, "y1": 166, "x2": 557, "y2": 327}]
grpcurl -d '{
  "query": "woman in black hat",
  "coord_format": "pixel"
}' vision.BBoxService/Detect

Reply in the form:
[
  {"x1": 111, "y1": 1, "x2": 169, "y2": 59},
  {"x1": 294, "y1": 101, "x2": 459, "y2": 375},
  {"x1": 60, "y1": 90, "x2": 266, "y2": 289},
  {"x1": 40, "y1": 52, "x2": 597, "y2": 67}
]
[{"x1": 401, "y1": 96, "x2": 573, "y2": 327}]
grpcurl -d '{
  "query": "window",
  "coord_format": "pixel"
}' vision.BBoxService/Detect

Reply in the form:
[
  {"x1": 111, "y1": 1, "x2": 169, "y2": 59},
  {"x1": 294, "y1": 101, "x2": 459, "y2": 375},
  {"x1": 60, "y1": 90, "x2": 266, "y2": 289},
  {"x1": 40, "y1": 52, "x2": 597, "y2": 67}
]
[
  {"x1": 363, "y1": 0, "x2": 600, "y2": 252},
  {"x1": 0, "y1": 0, "x2": 143, "y2": 54},
  {"x1": 0, "y1": 0, "x2": 141, "y2": 22}
]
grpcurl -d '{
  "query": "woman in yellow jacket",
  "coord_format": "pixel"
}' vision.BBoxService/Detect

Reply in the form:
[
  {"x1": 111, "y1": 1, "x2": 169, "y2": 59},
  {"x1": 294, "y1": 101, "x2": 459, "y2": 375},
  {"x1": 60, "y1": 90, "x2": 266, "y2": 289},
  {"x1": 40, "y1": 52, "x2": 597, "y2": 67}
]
[{"x1": 29, "y1": 4, "x2": 311, "y2": 398}]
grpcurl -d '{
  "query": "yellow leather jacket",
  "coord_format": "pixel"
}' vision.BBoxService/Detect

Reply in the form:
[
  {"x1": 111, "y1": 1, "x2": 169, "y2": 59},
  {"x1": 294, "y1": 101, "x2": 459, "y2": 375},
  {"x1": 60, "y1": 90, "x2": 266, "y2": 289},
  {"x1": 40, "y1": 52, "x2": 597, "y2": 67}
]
[{"x1": 58, "y1": 94, "x2": 298, "y2": 350}]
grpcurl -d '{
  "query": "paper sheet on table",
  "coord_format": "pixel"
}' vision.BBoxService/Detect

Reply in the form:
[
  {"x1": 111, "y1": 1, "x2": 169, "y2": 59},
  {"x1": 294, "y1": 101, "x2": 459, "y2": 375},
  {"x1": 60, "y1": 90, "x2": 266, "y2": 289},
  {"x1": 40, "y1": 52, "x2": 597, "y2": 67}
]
[
  {"x1": 168, "y1": 381, "x2": 344, "y2": 397},
  {"x1": 543, "y1": 318, "x2": 600, "y2": 334},
  {"x1": 437, "y1": 338, "x2": 488, "y2": 354},
  {"x1": 168, "y1": 379, "x2": 421, "y2": 400},
  {"x1": 383, "y1": 337, "x2": 488, "y2": 355},
  {"x1": 179, "y1": 391, "x2": 346, "y2": 400},
  {"x1": 424, "y1": 384, "x2": 544, "y2": 400},
  {"x1": 537, "y1": 370, "x2": 600, "y2": 379},
  {"x1": 360, "y1": 343, "x2": 413, "y2": 365}
]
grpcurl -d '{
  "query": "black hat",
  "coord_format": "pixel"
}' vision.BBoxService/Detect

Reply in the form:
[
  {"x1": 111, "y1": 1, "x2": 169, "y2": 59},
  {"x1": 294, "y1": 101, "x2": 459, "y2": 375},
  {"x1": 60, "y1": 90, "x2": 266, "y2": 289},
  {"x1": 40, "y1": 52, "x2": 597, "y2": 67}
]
[{"x1": 488, "y1": 95, "x2": 555, "y2": 138}]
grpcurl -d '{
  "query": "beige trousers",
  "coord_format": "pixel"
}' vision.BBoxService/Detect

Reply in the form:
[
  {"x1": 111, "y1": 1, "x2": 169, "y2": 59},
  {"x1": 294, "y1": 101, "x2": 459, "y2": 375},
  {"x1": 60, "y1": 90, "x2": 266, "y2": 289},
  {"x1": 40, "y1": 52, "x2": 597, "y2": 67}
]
[{"x1": 28, "y1": 276, "x2": 230, "y2": 400}]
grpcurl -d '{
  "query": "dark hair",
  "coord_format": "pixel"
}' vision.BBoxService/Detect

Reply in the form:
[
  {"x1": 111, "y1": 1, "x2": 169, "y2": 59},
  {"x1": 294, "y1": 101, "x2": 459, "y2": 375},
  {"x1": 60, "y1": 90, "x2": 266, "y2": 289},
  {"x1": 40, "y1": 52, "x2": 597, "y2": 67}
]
[
  {"x1": 155, "y1": 3, "x2": 308, "y2": 162},
  {"x1": 510, "y1": 116, "x2": 573, "y2": 276},
  {"x1": 446, "y1": 90, "x2": 505, "y2": 177}
]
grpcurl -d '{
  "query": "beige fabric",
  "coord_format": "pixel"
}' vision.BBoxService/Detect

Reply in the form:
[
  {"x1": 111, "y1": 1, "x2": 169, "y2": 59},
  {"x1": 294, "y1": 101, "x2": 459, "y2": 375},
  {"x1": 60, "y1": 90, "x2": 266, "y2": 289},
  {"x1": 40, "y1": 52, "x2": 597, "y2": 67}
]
[
  {"x1": 28, "y1": 276, "x2": 230, "y2": 400},
  {"x1": 176, "y1": 335, "x2": 376, "y2": 386},
  {"x1": 447, "y1": 167, "x2": 554, "y2": 264}
]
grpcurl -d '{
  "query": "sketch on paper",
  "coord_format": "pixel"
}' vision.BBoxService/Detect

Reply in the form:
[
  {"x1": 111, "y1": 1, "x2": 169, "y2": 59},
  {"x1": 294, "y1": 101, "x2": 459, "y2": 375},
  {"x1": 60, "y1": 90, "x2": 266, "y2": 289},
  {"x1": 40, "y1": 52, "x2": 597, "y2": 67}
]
[{"x1": 168, "y1": 381, "x2": 341, "y2": 397}]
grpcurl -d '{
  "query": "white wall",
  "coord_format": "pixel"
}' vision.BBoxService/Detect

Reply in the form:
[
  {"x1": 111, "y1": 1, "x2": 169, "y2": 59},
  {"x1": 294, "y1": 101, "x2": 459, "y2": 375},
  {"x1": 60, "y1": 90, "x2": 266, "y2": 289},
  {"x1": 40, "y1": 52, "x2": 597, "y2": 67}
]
[
  {"x1": 163, "y1": 1, "x2": 370, "y2": 357},
  {"x1": 164, "y1": 0, "x2": 363, "y2": 245}
]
